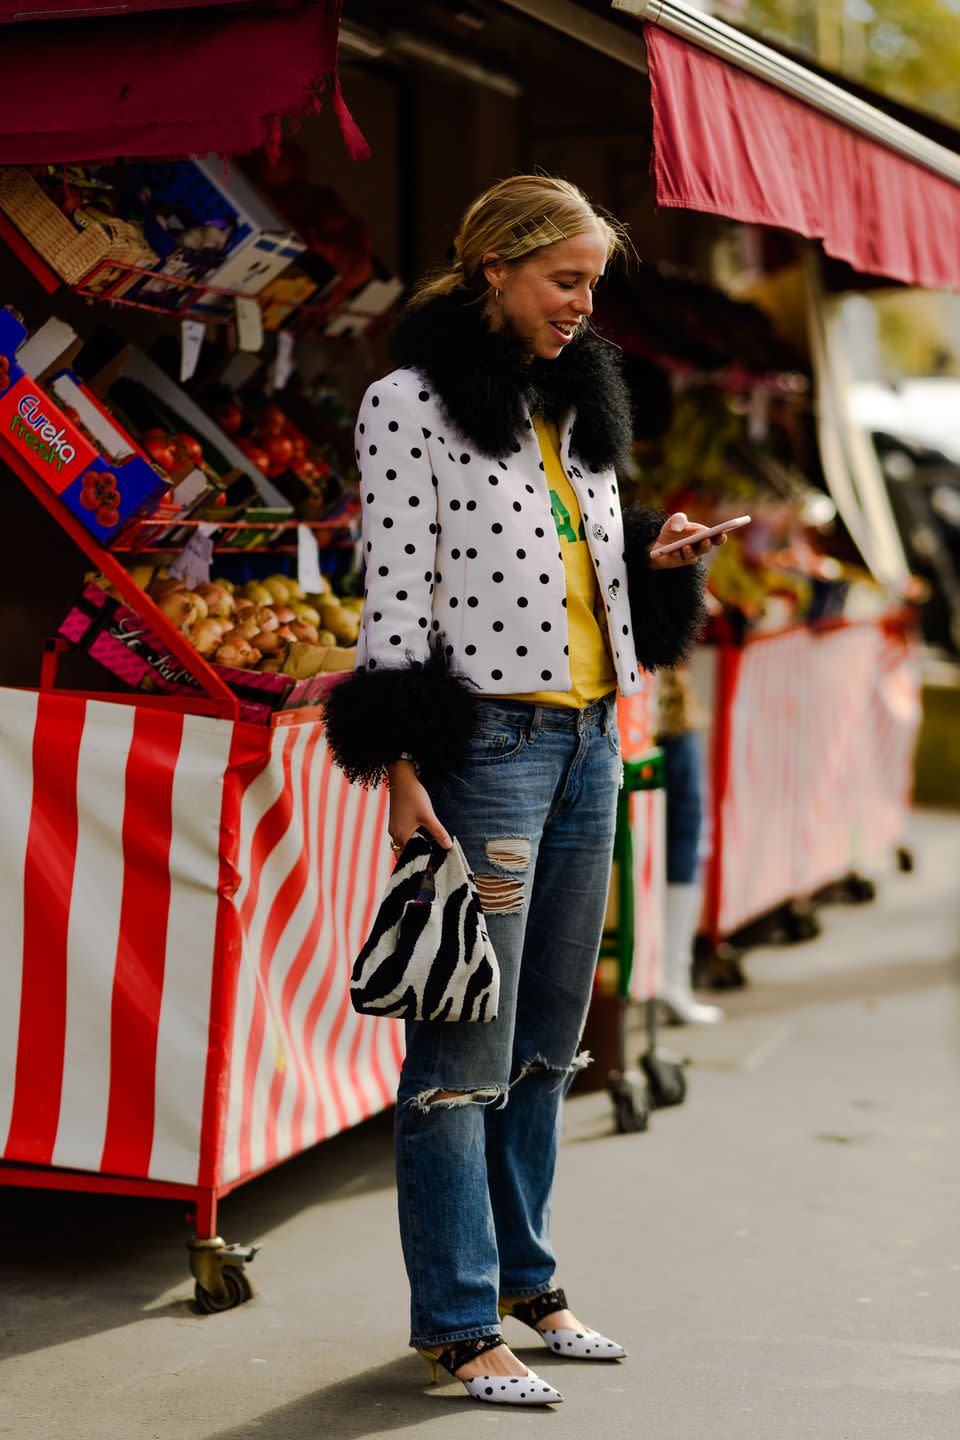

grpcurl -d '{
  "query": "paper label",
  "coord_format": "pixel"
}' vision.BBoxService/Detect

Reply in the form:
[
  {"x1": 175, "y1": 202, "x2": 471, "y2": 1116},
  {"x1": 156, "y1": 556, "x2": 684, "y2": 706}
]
[
  {"x1": 169, "y1": 523, "x2": 217, "y2": 589},
  {"x1": 235, "y1": 296, "x2": 264, "y2": 354},
  {"x1": 169, "y1": 466, "x2": 210, "y2": 507},
  {"x1": 274, "y1": 331, "x2": 295, "y2": 391},
  {"x1": 747, "y1": 386, "x2": 770, "y2": 443},
  {"x1": 297, "y1": 523, "x2": 323, "y2": 592},
  {"x1": 180, "y1": 319, "x2": 206, "y2": 382}
]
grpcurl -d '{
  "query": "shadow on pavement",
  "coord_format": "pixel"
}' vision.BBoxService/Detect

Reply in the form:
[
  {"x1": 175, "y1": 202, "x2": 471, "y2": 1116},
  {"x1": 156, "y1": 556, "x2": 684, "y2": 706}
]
[
  {"x1": 0, "y1": 1106, "x2": 396, "y2": 1362},
  {"x1": 204, "y1": 1355, "x2": 513, "y2": 1440},
  {"x1": 713, "y1": 953, "x2": 957, "y2": 1020}
]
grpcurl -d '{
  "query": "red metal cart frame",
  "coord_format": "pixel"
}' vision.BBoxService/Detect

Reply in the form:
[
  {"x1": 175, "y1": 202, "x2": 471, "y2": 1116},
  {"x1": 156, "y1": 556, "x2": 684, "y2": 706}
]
[{"x1": 0, "y1": 438, "x2": 400, "y2": 1310}]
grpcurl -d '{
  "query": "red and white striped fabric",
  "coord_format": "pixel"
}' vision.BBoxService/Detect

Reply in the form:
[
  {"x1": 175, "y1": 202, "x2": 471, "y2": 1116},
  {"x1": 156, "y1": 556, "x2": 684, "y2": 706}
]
[
  {"x1": 710, "y1": 620, "x2": 920, "y2": 936},
  {"x1": 617, "y1": 684, "x2": 653, "y2": 761},
  {"x1": 0, "y1": 689, "x2": 402, "y2": 1189},
  {"x1": 615, "y1": 687, "x2": 666, "y2": 1001},
  {"x1": 718, "y1": 628, "x2": 809, "y2": 932},
  {"x1": 627, "y1": 786, "x2": 666, "y2": 1003},
  {"x1": 219, "y1": 715, "x2": 400, "y2": 1186},
  {"x1": 0, "y1": 688, "x2": 231, "y2": 1184}
]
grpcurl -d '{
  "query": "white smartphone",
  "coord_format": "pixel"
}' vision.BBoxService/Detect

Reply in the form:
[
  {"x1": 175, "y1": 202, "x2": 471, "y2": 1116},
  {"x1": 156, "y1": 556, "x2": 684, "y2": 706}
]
[{"x1": 649, "y1": 514, "x2": 751, "y2": 559}]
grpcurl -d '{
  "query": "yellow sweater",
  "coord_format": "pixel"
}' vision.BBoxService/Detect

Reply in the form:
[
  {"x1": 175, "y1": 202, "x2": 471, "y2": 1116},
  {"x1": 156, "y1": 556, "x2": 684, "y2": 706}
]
[{"x1": 501, "y1": 416, "x2": 616, "y2": 709}]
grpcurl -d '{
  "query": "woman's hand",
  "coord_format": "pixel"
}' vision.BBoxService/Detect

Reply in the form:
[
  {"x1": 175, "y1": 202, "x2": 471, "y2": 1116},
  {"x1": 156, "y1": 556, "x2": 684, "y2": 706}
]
[
  {"x1": 648, "y1": 512, "x2": 726, "y2": 571},
  {"x1": 386, "y1": 759, "x2": 452, "y2": 851}
]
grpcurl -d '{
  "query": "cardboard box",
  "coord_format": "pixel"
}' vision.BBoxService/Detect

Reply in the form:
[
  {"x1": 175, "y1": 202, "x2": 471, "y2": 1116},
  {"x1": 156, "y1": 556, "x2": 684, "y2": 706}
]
[
  {"x1": 259, "y1": 267, "x2": 320, "y2": 331},
  {"x1": 59, "y1": 583, "x2": 349, "y2": 723},
  {"x1": 0, "y1": 308, "x2": 168, "y2": 545},
  {"x1": 123, "y1": 159, "x2": 305, "y2": 314},
  {"x1": 91, "y1": 343, "x2": 292, "y2": 514}
]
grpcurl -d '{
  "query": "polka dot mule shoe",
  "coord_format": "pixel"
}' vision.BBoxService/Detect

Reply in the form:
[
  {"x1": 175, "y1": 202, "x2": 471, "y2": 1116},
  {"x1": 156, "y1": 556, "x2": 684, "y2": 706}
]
[
  {"x1": 416, "y1": 1335, "x2": 564, "y2": 1405},
  {"x1": 499, "y1": 1287, "x2": 627, "y2": 1361}
]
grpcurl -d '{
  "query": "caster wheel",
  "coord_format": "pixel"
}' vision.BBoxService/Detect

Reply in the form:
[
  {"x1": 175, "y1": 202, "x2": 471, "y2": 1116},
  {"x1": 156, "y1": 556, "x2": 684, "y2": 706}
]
[
  {"x1": 844, "y1": 872, "x2": 876, "y2": 904},
  {"x1": 782, "y1": 900, "x2": 820, "y2": 943},
  {"x1": 642, "y1": 1052, "x2": 687, "y2": 1109},
  {"x1": 693, "y1": 940, "x2": 747, "y2": 990},
  {"x1": 613, "y1": 1092, "x2": 643, "y2": 1134},
  {"x1": 194, "y1": 1266, "x2": 253, "y2": 1314},
  {"x1": 609, "y1": 1071, "x2": 651, "y2": 1134},
  {"x1": 896, "y1": 846, "x2": 915, "y2": 874}
]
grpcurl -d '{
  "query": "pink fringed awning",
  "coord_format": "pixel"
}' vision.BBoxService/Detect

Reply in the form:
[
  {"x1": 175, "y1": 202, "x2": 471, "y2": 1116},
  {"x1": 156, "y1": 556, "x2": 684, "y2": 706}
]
[
  {"x1": 0, "y1": 1, "x2": 368, "y2": 163},
  {"x1": 645, "y1": 24, "x2": 960, "y2": 291}
]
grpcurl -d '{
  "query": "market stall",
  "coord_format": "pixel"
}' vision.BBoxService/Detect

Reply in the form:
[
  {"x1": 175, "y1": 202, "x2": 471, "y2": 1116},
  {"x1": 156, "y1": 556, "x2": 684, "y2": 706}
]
[
  {"x1": 0, "y1": 0, "x2": 407, "y2": 1304},
  {"x1": 693, "y1": 613, "x2": 919, "y2": 947},
  {"x1": 0, "y1": 0, "x2": 948, "y2": 1307},
  {"x1": 599, "y1": 251, "x2": 923, "y2": 956}
]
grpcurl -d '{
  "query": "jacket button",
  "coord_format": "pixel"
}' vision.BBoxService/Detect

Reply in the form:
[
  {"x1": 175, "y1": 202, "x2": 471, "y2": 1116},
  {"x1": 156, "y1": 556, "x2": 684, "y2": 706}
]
[
  {"x1": 592, "y1": 523, "x2": 606, "y2": 541},
  {"x1": 608, "y1": 579, "x2": 621, "y2": 600}
]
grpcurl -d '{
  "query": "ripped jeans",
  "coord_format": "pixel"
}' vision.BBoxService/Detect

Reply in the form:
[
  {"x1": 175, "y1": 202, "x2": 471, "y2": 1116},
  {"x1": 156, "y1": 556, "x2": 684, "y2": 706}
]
[{"x1": 395, "y1": 694, "x2": 621, "y2": 1347}]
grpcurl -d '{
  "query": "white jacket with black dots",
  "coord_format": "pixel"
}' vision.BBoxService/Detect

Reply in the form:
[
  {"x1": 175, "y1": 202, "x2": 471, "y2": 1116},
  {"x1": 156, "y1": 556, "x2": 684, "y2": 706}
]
[
  {"x1": 354, "y1": 366, "x2": 643, "y2": 697},
  {"x1": 323, "y1": 292, "x2": 705, "y2": 789}
]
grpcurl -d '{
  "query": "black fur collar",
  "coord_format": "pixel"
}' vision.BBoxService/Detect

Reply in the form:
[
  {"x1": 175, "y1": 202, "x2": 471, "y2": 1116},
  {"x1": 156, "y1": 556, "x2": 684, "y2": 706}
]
[{"x1": 389, "y1": 290, "x2": 633, "y2": 471}]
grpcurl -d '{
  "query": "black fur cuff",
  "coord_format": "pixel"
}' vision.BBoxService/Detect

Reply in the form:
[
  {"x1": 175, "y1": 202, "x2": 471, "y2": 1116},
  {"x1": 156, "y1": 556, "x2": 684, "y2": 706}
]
[
  {"x1": 623, "y1": 505, "x2": 707, "y2": 671},
  {"x1": 323, "y1": 645, "x2": 477, "y2": 789}
]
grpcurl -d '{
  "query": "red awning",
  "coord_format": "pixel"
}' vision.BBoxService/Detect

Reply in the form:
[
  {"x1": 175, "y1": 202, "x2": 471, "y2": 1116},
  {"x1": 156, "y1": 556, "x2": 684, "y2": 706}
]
[
  {"x1": 645, "y1": 25, "x2": 960, "y2": 291},
  {"x1": 0, "y1": 2, "x2": 367, "y2": 163}
]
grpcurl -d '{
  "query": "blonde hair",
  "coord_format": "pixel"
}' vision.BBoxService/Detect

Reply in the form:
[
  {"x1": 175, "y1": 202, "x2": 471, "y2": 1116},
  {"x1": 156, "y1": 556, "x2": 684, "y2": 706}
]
[{"x1": 409, "y1": 174, "x2": 629, "y2": 307}]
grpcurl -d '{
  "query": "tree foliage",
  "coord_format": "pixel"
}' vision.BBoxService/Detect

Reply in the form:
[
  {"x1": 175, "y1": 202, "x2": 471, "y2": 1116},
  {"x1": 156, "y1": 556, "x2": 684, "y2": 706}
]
[{"x1": 726, "y1": 0, "x2": 960, "y2": 128}]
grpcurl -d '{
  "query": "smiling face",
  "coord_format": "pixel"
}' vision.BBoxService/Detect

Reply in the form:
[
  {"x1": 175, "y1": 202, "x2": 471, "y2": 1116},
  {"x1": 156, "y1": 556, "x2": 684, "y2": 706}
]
[{"x1": 483, "y1": 229, "x2": 609, "y2": 361}]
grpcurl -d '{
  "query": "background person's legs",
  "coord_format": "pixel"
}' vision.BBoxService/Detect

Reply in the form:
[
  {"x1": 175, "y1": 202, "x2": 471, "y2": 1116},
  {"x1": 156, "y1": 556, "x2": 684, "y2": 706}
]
[{"x1": 659, "y1": 728, "x2": 723, "y2": 1024}]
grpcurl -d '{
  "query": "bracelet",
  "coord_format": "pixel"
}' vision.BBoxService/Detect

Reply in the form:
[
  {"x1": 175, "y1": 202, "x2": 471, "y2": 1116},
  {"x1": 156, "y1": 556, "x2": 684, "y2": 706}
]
[{"x1": 396, "y1": 751, "x2": 421, "y2": 775}]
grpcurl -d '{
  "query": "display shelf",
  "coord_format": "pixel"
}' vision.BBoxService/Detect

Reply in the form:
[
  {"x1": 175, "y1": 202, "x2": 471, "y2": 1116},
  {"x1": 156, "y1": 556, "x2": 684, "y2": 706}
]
[
  {"x1": 110, "y1": 514, "x2": 360, "y2": 555},
  {"x1": 0, "y1": 208, "x2": 62, "y2": 294},
  {"x1": 670, "y1": 361, "x2": 808, "y2": 395},
  {"x1": 75, "y1": 257, "x2": 393, "y2": 338},
  {"x1": 625, "y1": 335, "x2": 809, "y2": 395},
  {"x1": 0, "y1": 430, "x2": 239, "y2": 718}
]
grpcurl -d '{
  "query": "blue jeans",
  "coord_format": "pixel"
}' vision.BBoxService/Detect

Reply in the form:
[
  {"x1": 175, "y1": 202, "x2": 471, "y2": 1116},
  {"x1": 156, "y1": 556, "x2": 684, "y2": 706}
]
[
  {"x1": 660, "y1": 729, "x2": 705, "y2": 885},
  {"x1": 395, "y1": 694, "x2": 622, "y2": 1347}
]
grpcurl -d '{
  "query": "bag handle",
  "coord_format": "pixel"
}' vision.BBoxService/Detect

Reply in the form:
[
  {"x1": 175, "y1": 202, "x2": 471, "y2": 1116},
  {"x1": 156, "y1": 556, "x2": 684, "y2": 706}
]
[{"x1": 397, "y1": 826, "x2": 453, "y2": 876}]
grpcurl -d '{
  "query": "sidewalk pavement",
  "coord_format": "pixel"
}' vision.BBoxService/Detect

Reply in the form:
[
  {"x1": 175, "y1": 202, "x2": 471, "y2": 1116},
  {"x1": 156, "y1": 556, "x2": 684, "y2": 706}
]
[{"x1": 2, "y1": 811, "x2": 958, "y2": 1440}]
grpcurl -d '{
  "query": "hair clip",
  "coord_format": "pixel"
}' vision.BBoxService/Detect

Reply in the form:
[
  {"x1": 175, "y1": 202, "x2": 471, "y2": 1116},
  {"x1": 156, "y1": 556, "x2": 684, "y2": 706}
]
[{"x1": 501, "y1": 215, "x2": 568, "y2": 258}]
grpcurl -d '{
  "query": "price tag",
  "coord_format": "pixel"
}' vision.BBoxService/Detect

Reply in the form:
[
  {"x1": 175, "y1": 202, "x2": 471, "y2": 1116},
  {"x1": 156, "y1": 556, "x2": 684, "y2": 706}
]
[
  {"x1": 274, "y1": 331, "x2": 295, "y2": 391},
  {"x1": 169, "y1": 523, "x2": 217, "y2": 590},
  {"x1": 297, "y1": 523, "x2": 323, "y2": 592},
  {"x1": 180, "y1": 319, "x2": 206, "y2": 382},
  {"x1": 747, "y1": 386, "x2": 769, "y2": 443},
  {"x1": 235, "y1": 296, "x2": 264, "y2": 354}
]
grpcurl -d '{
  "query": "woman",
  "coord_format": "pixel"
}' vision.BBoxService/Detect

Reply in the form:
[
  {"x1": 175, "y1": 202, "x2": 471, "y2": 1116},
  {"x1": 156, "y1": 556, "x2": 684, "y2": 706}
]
[{"x1": 325, "y1": 175, "x2": 723, "y2": 1408}]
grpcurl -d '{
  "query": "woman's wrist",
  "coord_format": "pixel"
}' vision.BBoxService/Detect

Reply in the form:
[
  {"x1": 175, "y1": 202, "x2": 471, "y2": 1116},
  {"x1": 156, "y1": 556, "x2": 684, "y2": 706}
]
[{"x1": 387, "y1": 754, "x2": 421, "y2": 786}]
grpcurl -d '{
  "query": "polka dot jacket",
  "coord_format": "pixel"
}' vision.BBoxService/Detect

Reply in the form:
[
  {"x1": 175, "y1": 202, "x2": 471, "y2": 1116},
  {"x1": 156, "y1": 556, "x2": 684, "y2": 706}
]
[
  {"x1": 354, "y1": 366, "x2": 642, "y2": 697},
  {"x1": 324, "y1": 292, "x2": 706, "y2": 789}
]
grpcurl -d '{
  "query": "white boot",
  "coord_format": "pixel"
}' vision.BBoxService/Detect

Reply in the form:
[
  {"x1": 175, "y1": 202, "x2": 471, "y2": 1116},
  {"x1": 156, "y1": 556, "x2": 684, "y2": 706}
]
[{"x1": 658, "y1": 884, "x2": 724, "y2": 1025}]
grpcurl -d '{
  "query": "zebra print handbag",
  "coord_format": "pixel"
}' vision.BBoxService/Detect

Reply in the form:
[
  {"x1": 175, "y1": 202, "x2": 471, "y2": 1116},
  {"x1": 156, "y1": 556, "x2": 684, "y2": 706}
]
[{"x1": 351, "y1": 829, "x2": 500, "y2": 1022}]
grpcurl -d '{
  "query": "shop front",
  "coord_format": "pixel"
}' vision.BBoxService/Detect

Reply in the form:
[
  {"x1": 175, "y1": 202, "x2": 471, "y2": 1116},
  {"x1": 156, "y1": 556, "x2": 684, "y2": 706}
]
[{"x1": 0, "y1": 0, "x2": 944, "y2": 1304}]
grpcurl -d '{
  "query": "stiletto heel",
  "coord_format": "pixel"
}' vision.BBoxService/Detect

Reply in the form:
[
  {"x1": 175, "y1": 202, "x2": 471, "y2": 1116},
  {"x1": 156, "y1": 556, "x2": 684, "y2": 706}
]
[
  {"x1": 416, "y1": 1349, "x2": 441, "y2": 1384},
  {"x1": 500, "y1": 1287, "x2": 627, "y2": 1361},
  {"x1": 414, "y1": 1336, "x2": 563, "y2": 1405}
]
